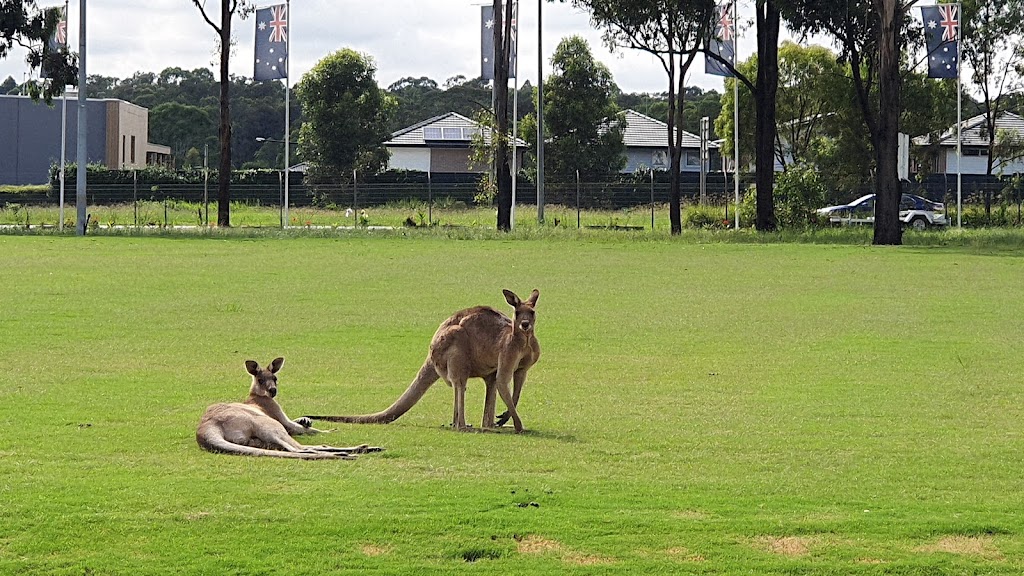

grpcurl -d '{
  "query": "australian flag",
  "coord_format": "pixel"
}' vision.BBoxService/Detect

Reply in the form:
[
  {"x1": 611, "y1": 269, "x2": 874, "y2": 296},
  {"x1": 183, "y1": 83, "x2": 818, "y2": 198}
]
[
  {"x1": 481, "y1": 3, "x2": 517, "y2": 81},
  {"x1": 41, "y1": 5, "x2": 67, "y2": 79},
  {"x1": 46, "y1": 5, "x2": 67, "y2": 51},
  {"x1": 921, "y1": 4, "x2": 959, "y2": 79},
  {"x1": 706, "y1": 3, "x2": 736, "y2": 77},
  {"x1": 255, "y1": 3, "x2": 288, "y2": 81}
]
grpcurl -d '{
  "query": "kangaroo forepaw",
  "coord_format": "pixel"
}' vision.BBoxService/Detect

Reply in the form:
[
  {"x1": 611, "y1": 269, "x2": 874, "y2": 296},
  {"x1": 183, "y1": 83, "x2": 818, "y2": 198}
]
[
  {"x1": 495, "y1": 411, "x2": 511, "y2": 427},
  {"x1": 296, "y1": 416, "x2": 313, "y2": 428}
]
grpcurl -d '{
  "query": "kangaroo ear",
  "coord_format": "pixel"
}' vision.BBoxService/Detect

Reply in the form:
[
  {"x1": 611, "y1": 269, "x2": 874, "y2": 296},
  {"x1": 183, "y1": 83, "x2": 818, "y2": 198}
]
[
  {"x1": 503, "y1": 289, "x2": 521, "y2": 307},
  {"x1": 245, "y1": 360, "x2": 260, "y2": 376},
  {"x1": 527, "y1": 289, "x2": 539, "y2": 307},
  {"x1": 269, "y1": 357, "x2": 284, "y2": 373}
]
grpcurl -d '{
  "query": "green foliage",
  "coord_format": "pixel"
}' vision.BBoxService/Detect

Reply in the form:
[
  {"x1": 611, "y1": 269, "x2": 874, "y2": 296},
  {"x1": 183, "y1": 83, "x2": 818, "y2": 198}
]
[
  {"x1": 774, "y1": 164, "x2": 828, "y2": 228},
  {"x1": 683, "y1": 203, "x2": 731, "y2": 229},
  {"x1": 0, "y1": 1, "x2": 78, "y2": 102},
  {"x1": 297, "y1": 49, "x2": 396, "y2": 183},
  {"x1": 526, "y1": 36, "x2": 626, "y2": 182}
]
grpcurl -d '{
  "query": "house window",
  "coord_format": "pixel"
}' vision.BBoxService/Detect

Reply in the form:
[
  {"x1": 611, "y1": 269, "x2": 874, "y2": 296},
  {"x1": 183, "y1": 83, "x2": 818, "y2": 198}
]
[
  {"x1": 131, "y1": 135, "x2": 136, "y2": 164},
  {"x1": 442, "y1": 127, "x2": 462, "y2": 140},
  {"x1": 685, "y1": 151, "x2": 700, "y2": 167},
  {"x1": 122, "y1": 135, "x2": 126, "y2": 166},
  {"x1": 963, "y1": 147, "x2": 987, "y2": 157},
  {"x1": 423, "y1": 127, "x2": 443, "y2": 140}
]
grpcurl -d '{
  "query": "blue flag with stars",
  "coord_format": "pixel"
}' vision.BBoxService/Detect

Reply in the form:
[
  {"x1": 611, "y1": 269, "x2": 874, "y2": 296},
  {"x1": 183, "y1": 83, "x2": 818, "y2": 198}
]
[
  {"x1": 921, "y1": 4, "x2": 959, "y2": 79},
  {"x1": 706, "y1": 3, "x2": 736, "y2": 77},
  {"x1": 255, "y1": 3, "x2": 288, "y2": 81}
]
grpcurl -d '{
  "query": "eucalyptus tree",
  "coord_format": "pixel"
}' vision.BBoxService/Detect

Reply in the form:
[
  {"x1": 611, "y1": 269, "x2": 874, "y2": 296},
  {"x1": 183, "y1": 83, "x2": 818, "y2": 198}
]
[
  {"x1": 190, "y1": 0, "x2": 253, "y2": 226},
  {"x1": 296, "y1": 49, "x2": 396, "y2": 183},
  {"x1": 563, "y1": 0, "x2": 715, "y2": 234},
  {"x1": 490, "y1": 0, "x2": 517, "y2": 231},
  {"x1": 783, "y1": 0, "x2": 924, "y2": 245},
  {"x1": 703, "y1": 0, "x2": 784, "y2": 231}
]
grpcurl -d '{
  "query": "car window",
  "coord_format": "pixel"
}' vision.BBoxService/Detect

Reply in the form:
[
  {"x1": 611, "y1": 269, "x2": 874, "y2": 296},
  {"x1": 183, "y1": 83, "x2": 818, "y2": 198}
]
[{"x1": 899, "y1": 194, "x2": 915, "y2": 210}]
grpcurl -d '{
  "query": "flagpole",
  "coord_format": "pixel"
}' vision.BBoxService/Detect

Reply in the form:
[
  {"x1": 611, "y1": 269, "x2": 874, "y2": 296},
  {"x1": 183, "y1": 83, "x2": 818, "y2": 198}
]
[
  {"x1": 732, "y1": 0, "x2": 740, "y2": 230},
  {"x1": 510, "y1": 0, "x2": 518, "y2": 230},
  {"x1": 283, "y1": 0, "x2": 291, "y2": 229},
  {"x1": 59, "y1": 0, "x2": 68, "y2": 231},
  {"x1": 956, "y1": 2, "x2": 962, "y2": 228}
]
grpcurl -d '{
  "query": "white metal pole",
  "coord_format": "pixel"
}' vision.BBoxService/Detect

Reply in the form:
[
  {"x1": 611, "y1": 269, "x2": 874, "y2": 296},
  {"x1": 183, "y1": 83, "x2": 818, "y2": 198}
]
[
  {"x1": 59, "y1": 87, "x2": 67, "y2": 230},
  {"x1": 732, "y1": 0, "x2": 740, "y2": 229},
  {"x1": 75, "y1": 0, "x2": 86, "y2": 236},
  {"x1": 536, "y1": 0, "x2": 544, "y2": 224},
  {"x1": 283, "y1": 0, "x2": 291, "y2": 228},
  {"x1": 956, "y1": 2, "x2": 962, "y2": 228},
  {"x1": 510, "y1": 0, "x2": 518, "y2": 229},
  {"x1": 512, "y1": 77, "x2": 518, "y2": 229},
  {"x1": 59, "y1": 0, "x2": 68, "y2": 231}
]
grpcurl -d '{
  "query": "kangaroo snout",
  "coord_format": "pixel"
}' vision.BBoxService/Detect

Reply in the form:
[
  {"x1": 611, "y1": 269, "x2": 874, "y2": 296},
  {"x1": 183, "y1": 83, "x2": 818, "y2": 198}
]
[{"x1": 519, "y1": 320, "x2": 532, "y2": 331}]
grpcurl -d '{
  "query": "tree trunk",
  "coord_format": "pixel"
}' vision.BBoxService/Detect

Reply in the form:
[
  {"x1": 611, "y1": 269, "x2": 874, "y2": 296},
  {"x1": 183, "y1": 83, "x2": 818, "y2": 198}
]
[
  {"x1": 667, "y1": 52, "x2": 681, "y2": 234},
  {"x1": 754, "y1": 0, "x2": 780, "y2": 232},
  {"x1": 873, "y1": 0, "x2": 902, "y2": 245},
  {"x1": 216, "y1": 0, "x2": 232, "y2": 227},
  {"x1": 493, "y1": 0, "x2": 513, "y2": 231}
]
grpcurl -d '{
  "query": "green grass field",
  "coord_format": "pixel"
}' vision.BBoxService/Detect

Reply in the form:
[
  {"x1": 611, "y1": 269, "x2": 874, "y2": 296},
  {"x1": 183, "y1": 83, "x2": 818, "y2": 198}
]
[{"x1": 2, "y1": 231, "x2": 1023, "y2": 574}]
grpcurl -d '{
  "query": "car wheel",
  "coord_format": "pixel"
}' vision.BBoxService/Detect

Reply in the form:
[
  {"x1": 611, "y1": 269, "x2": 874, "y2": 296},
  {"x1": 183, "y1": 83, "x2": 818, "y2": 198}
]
[{"x1": 909, "y1": 216, "x2": 927, "y2": 231}]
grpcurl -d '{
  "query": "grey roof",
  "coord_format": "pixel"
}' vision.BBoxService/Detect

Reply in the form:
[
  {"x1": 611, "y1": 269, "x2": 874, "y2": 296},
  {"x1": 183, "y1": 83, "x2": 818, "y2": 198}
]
[
  {"x1": 913, "y1": 111, "x2": 1024, "y2": 147},
  {"x1": 619, "y1": 109, "x2": 714, "y2": 149},
  {"x1": 386, "y1": 112, "x2": 526, "y2": 147}
]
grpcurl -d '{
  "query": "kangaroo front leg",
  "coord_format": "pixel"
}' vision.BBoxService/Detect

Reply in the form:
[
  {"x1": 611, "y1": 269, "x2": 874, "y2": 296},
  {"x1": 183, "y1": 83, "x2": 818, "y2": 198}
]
[
  {"x1": 497, "y1": 368, "x2": 529, "y2": 427},
  {"x1": 493, "y1": 365, "x2": 523, "y2": 433}
]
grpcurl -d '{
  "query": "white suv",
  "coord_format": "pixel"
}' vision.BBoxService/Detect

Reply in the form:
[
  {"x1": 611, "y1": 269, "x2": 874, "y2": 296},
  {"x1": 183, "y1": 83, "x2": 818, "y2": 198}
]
[{"x1": 817, "y1": 193, "x2": 948, "y2": 230}]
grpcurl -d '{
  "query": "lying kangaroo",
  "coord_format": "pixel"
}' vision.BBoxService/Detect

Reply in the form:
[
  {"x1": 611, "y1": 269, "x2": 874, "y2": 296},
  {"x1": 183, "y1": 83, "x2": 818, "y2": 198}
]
[
  {"x1": 196, "y1": 357, "x2": 382, "y2": 459},
  {"x1": 307, "y1": 289, "x2": 541, "y2": 433}
]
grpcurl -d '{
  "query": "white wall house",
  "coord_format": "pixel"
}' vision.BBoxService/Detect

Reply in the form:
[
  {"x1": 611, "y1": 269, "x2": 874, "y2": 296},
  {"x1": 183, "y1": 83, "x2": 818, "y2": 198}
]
[
  {"x1": 913, "y1": 111, "x2": 1024, "y2": 177},
  {"x1": 619, "y1": 110, "x2": 715, "y2": 173},
  {"x1": 384, "y1": 109, "x2": 715, "y2": 176},
  {"x1": 385, "y1": 112, "x2": 526, "y2": 174}
]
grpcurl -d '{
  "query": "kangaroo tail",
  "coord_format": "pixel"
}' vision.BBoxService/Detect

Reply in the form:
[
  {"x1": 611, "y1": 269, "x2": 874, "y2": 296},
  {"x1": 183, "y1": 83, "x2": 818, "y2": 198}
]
[
  {"x1": 196, "y1": 432, "x2": 342, "y2": 460},
  {"x1": 305, "y1": 359, "x2": 439, "y2": 424}
]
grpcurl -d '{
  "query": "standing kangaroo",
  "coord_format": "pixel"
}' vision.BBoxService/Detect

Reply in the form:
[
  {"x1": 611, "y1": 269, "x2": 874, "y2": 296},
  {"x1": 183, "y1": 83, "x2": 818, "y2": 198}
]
[
  {"x1": 307, "y1": 289, "x2": 541, "y2": 433},
  {"x1": 196, "y1": 357, "x2": 382, "y2": 459}
]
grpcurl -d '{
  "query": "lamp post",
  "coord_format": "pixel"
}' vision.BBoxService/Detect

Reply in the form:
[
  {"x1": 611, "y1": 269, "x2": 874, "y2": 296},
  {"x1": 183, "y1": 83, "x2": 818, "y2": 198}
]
[{"x1": 256, "y1": 137, "x2": 298, "y2": 227}]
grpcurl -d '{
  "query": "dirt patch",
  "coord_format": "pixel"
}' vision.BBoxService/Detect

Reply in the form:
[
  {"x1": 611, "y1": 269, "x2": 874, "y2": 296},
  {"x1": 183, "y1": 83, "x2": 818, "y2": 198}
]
[
  {"x1": 564, "y1": 551, "x2": 615, "y2": 566},
  {"x1": 754, "y1": 536, "x2": 815, "y2": 557},
  {"x1": 673, "y1": 509, "x2": 709, "y2": 520},
  {"x1": 516, "y1": 535, "x2": 563, "y2": 555},
  {"x1": 916, "y1": 535, "x2": 1003, "y2": 560},
  {"x1": 856, "y1": 557, "x2": 887, "y2": 565},
  {"x1": 361, "y1": 544, "x2": 391, "y2": 557},
  {"x1": 666, "y1": 547, "x2": 705, "y2": 562}
]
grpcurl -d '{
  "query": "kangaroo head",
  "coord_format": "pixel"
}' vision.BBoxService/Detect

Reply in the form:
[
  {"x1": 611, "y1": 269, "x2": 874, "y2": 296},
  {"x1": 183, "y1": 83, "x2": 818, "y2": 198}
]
[
  {"x1": 503, "y1": 289, "x2": 540, "y2": 334},
  {"x1": 245, "y1": 357, "x2": 284, "y2": 398}
]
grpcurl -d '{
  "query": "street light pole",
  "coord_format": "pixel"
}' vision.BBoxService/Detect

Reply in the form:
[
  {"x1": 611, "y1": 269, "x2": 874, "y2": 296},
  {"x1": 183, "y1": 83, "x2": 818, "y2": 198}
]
[{"x1": 75, "y1": 0, "x2": 86, "y2": 235}]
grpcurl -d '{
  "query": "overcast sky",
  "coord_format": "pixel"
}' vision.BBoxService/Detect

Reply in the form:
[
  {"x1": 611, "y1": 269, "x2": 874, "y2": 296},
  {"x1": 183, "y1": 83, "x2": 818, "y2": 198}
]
[{"x1": 1, "y1": 0, "x2": 799, "y2": 96}]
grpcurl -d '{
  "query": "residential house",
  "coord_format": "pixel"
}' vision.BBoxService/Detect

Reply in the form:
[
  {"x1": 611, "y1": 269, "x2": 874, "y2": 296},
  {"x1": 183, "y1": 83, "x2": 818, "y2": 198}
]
[
  {"x1": 385, "y1": 112, "x2": 526, "y2": 174},
  {"x1": 913, "y1": 111, "x2": 1024, "y2": 177}
]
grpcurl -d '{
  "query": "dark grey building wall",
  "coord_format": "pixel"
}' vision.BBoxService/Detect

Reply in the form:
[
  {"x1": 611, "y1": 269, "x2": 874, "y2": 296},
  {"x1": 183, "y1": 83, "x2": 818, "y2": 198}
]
[{"x1": 0, "y1": 95, "x2": 109, "y2": 185}]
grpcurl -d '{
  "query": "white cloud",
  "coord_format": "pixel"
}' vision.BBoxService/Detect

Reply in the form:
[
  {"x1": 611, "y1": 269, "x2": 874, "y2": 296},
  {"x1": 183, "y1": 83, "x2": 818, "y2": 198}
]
[{"x1": 3, "y1": 1, "x2": 812, "y2": 97}]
